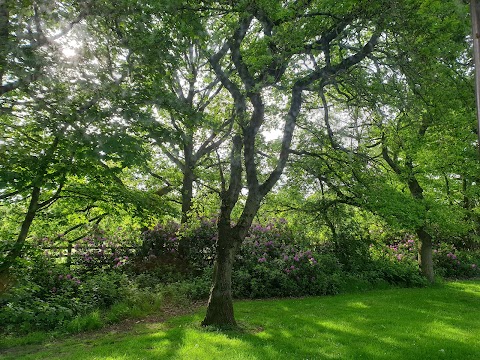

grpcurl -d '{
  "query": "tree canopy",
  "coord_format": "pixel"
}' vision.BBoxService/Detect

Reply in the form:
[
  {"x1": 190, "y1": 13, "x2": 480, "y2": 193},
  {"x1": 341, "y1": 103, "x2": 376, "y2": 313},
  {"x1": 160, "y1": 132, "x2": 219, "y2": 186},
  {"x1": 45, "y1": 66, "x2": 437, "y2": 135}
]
[{"x1": 0, "y1": 0, "x2": 476, "y2": 326}]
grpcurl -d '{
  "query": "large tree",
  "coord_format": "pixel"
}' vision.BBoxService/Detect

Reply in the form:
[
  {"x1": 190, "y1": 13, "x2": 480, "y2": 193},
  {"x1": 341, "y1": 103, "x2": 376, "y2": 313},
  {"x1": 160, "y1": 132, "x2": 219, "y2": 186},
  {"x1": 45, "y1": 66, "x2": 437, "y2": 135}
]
[
  {"x1": 288, "y1": 0, "x2": 473, "y2": 283},
  {"x1": 0, "y1": 3, "x2": 153, "y2": 284},
  {"x1": 196, "y1": 0, "x2": 394, "y2": 326}
]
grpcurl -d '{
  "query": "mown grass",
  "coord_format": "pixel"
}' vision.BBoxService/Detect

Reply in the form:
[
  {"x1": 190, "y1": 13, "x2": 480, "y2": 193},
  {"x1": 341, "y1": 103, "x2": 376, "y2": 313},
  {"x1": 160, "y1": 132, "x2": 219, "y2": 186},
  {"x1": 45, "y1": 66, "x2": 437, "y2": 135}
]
[{"x1": 1, "y1": 280, "x2": 479, "y2": 360}]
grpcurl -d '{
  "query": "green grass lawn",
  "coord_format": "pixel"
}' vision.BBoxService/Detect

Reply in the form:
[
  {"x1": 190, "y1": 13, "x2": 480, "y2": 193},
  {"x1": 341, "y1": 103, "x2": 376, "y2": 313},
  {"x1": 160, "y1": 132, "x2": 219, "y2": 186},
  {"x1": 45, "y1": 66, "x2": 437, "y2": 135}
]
[{"x1": 1, "y1": 280, "x2": 479, "y2": 360}]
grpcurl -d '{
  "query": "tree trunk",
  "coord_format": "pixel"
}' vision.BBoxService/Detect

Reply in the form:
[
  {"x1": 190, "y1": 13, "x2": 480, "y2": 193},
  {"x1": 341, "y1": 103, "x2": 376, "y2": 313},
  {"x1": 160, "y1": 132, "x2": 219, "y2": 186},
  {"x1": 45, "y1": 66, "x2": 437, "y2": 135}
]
[
  {"x1": 180, "y1": 164, "x2": 194, "y2": 224},
  {"x1": 202, "y1": 227, "x2": 240, "y2": 327},
  {"x1": 0, "y1": 186, "x2": 41, "y2": 282},
  {"x1": 404, "y1": 161, "x2": 435, "y2": 284},
  {"x1": 0, "y1": 136, "x2": 58, "y2": 284},
  {"x1": 178, "y1": 155, "x2": 194, "y2": 260},
  {"x1": 416, "y1": 227, "x2": 434, "y2": 283},
  {"x1": 0, "y1": 2, "x2": 9, "y2": 85}
]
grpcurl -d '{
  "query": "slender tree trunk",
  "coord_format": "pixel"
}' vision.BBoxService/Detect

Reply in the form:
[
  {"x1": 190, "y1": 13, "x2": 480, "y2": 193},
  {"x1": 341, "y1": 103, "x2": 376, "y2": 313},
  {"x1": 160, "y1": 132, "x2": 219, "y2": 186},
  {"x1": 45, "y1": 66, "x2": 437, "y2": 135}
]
[
  {"x1": 202, "y1": 134, "x2": 244, "y2": 327},
  {"x1": 178, "y1": 166, "x2": 194, "y2": 260},
  {"x1": 0, "y1": 2, "x2": 8, "y2": 85},
  {"x1": 416, "y1": 227, "x2": 434, "y2": 283},
  {"x1": 462, "y1": 177, "x2": 470, "y2": 211},
  {"x1": 470, "y1": 0, "x2": 480, "y2": 153},
  {"x1": 179, "y1": 148, "x2": 194, "y2": 260},
  {"x1": 0, "y1": 186, "x2": 41, "y2": 287},
  {"x1": 202, "y1": 226, "x2": 240, "y2": 327},
  {"x1": 180, "y1": 164, "x2": 194, "y2": 224},
  {"x1": 0, "y1": 136, "x2": 58, "y2": 285}
]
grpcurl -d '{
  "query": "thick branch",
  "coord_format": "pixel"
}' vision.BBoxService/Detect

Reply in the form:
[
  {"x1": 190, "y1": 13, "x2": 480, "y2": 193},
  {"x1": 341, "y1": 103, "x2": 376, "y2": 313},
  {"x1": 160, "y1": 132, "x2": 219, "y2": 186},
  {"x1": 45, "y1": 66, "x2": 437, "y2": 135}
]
[
  {"x1": 259, "y1": 86, "x2": 302, "y2": 197},
  {"x1": 221, "y1": 134, "x2": 243, "y2": 218}
]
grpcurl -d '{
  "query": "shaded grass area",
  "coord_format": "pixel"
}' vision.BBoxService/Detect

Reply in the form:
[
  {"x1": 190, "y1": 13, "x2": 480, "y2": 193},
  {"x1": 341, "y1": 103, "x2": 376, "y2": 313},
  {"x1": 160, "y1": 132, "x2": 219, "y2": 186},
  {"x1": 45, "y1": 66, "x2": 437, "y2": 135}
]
[{"x1": 1, "y1": 280, "x2": 479, "y2": 360}]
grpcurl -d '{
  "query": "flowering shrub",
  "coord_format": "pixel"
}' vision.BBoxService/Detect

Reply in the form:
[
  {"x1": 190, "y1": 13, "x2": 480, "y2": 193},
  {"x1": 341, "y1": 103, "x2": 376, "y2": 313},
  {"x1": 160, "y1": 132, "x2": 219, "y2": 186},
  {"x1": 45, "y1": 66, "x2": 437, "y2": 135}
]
[
  {"x1": 134, "y1": 219, "x2": 436, "y2": 298},
  {"x1": 9, "y1": 217, "x2": 478, "y2": 335},
  {"x1": 372, "y1": 235, "x2": 479, "y2": 280},
  {"x1": 138, "y1": 221, "x2": 181, "y2": 259},
  {"x1": 133, "y1": 219, "x2": 217, "y2": 277},
  {"x1": 71, "y1": 228, "x2": 134, "y2": 273},
  {"x1": 433, "y1": 243, "x2": 480, "y2": 278},
  {"x1": 233, "y1": 220, "x2": 343, "y2": 298},
  {"x1": 0, "y1": 252, "x2": 78, "y2": 332},
  {"x1": 179, "y1": 217, "x2": 217, "y2": 272},
  {"x1": 33, "y1": 226, "x2": 135, "y2": 274}
]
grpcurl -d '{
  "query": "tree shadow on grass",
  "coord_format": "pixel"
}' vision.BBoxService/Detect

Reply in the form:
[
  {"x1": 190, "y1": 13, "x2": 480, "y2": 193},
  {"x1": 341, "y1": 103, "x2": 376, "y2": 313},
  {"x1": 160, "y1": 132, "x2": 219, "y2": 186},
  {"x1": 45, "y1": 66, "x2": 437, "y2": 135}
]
[
  {"x1": 1, "y1": 323, "x2": 188, "y2": 360},
  {"x1": 214, "y1": 286, "x2": 480, "y2": 360},
  {"x1": 3, "y1": 284, "x2": 479, "y2": 359}
]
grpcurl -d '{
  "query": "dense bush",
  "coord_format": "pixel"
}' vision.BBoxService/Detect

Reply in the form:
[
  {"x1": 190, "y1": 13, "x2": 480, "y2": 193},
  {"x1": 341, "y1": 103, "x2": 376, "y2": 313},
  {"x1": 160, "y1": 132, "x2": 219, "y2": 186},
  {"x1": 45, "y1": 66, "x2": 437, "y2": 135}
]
[
  {"x1": 0, "y1": 248, "x2": 130, "y2": 333},
  {"x1": 433, "y1": 243, "x2": 480, "y2": 279},
  {"x1": 371, "y1": 234, "x2": 480, "y2": 280},
  {"x1": 3, "y1": 217, "x2": 479, "y2": 336},
  {"x1": 70, "y1": 228, "x2": 134, "y2": 274},
  {"x1": 133, "y1": 219, "x2": 440, "y2": 299},
  {"x1": 233, "y1": 221, "x2": 344, "y2": 298},
  {"x1": 132, "y1": 219, "x2": 216, "y2": 279}
]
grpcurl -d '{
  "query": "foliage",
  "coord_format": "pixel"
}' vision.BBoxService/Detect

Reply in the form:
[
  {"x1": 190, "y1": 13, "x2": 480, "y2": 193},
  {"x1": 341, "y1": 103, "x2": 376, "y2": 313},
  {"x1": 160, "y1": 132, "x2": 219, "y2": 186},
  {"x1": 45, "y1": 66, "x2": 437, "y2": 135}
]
[
  {"x1": 133, "y1": 218, "x2": 434, "y2": 300},
  {"x1": 69, "y1": 227, "x2": 135, "y2": 274},
  {"x1": 0, "y1": 0, "x2": 477, "y2": 330},
  {"x1": 433, "y1": 243, "x2": 480, "y2": 279},
  {"x1": 2, "y1": 215, "x2": 479, "y2": 335},
  {"x1": 233, "y1": 221, "x2": 343, "y2": 298},
  {"x1": 132, "y1": 218, "x2": 217, "y2": 277},
  {"x1": 0, "y1": 247, "x2": 129, "y2": 333}
]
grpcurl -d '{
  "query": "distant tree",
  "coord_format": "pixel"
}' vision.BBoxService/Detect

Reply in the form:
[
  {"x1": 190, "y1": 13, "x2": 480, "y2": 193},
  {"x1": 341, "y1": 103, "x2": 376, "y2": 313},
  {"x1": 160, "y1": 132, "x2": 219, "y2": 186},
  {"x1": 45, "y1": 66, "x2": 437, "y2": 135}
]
[{"x1": 289, "y1": 0, "x2": 473, "y2": 283}]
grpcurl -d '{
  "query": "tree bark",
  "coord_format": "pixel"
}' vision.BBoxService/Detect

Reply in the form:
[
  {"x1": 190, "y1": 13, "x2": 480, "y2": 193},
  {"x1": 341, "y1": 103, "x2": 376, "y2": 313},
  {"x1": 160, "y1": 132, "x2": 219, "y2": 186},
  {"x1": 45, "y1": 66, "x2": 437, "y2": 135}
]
[
  {"x1": 201, "y1": 226, "x2": 240, "y2": 327},
  {"x1": 201, "y1": 5, "x2": 379, "y2": 327},
  {"x1": 405, "y1": 165, "x2": 435, "y2": 283},
  {"x1": 416, "y1": 226, "x2": 434, "y2": 283},
  {"x1": 181, "y1": 158, "x2": 194, "y2": 224},
  {"x1": 382, "y1": 149, "x2": 435, "y2": 283},
  {"x1": 202, "y1": 134, "x2": 243, "y2": 327},
  {"x1": 178, "y1": 159, "x2": 194, "y2": 259},
  {"x1": 0, "y1": 2, "x2": 9, "y2": 86}
]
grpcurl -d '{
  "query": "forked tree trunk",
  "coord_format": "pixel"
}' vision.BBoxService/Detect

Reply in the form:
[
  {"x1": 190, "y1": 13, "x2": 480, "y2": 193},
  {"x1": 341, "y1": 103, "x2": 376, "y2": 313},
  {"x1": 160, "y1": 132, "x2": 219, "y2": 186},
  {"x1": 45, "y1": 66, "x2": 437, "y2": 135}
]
[
  {"x1": 417, "y1": 227, "x2": 434, "y2": 283},
  {"x1": 202, "y1": 228, "x2": 240, "y2": 327}
]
